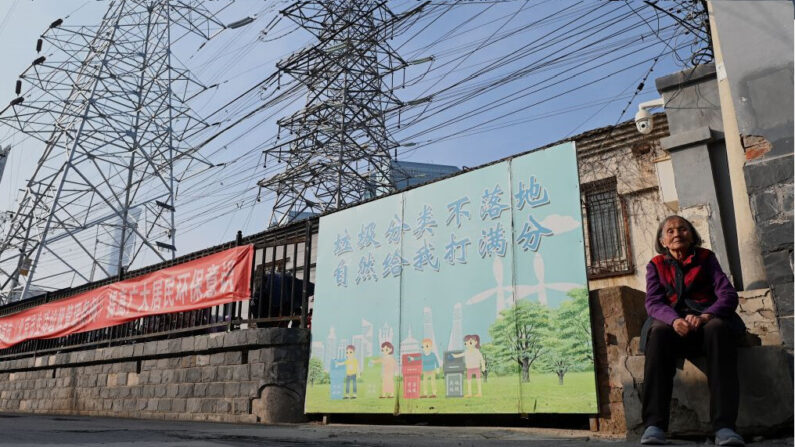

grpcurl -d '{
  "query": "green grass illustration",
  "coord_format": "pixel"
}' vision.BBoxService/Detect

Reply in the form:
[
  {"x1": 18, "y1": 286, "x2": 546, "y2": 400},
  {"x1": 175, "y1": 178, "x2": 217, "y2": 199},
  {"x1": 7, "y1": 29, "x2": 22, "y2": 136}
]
[{"x1": 305, "y1": 368, "x2": 597, "y2": 414}]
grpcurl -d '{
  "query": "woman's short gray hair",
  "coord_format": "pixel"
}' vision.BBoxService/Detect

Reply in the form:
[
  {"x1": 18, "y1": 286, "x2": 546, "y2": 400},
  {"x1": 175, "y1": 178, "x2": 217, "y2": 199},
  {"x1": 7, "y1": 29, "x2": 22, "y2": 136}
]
[{"x1": 654, "y1": 215, "x2": 702, "y2": 254}]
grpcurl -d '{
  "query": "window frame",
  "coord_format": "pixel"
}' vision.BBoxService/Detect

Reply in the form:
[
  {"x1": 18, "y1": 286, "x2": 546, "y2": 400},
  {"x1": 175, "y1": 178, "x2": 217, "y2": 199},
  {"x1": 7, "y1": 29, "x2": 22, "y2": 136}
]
[{"x1": 580, "y1": 177, "x2": 634, "y2": 279}]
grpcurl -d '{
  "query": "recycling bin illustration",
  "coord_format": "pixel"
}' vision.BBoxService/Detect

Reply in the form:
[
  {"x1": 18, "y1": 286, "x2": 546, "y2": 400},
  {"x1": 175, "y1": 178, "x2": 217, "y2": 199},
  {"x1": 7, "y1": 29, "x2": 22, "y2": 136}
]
[
  {"x1": 329, "y1": 359, "x2": 347, "y2": 400},
  {"x1": 401, "y1": 353, "x2": 423, "y2": 399},
  {"x1": 443, "y1": 350, "x2": 465, "y2": 398}
]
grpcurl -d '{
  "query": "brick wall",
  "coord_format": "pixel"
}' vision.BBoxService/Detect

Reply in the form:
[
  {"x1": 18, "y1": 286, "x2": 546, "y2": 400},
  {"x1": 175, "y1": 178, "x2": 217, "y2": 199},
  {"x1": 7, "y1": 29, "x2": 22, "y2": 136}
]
[{"x1": 0, "y1": 328, "x2": 309, "y2": 423}]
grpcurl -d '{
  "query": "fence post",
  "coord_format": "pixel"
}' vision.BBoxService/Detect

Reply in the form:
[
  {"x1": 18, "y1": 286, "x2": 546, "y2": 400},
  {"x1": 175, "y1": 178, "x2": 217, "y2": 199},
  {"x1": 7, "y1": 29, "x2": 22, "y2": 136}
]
[
  {"x1": 300, "y1": 220, "x2": 312, "y2": 328},
  {"x1": 248, "y1": 247, "x2": 257, "y2": 323}
]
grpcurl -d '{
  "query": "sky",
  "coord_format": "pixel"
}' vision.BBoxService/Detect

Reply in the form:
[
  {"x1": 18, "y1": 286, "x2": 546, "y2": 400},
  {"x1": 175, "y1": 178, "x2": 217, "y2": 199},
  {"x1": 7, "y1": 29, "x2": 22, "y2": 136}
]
[{"x1": 0, "y1": 0, "x2": 695, "y2": 290}]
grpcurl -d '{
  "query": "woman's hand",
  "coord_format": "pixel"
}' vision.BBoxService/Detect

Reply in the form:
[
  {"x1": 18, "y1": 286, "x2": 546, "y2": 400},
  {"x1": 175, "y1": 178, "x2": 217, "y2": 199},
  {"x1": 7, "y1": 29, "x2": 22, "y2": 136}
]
[
  {"x1": 685, "y1": 314, "x2": 703, "y2": 329},
  {"x1": 672, "y1": 318, "x2": 691, "y2": 337},
  {"x1": 686, "y1": 313, "x2": 714, "y2": 330}
]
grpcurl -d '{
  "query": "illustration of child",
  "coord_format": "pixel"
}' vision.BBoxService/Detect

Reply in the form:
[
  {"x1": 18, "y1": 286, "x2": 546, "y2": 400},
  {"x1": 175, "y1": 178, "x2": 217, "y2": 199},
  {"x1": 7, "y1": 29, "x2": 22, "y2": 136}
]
[
  {"x1": 420, "y1": 338, "x2": 440, "y2": 398},
  {"x1": 452, "y1": 334, "x2": 485, "y2": 397},
  {"x1": 336, "y1": 345, "x2": 359, "y2": 399},
  {"x1": 370, "y1": 341, "x2": 396, "y2": 398}
]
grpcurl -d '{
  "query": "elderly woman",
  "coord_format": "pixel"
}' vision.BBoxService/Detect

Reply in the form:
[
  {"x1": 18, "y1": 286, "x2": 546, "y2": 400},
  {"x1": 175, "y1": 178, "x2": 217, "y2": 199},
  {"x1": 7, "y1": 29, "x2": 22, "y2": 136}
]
[{"x1": 641, "y1": 216, "x2": 745, "y2": 446}]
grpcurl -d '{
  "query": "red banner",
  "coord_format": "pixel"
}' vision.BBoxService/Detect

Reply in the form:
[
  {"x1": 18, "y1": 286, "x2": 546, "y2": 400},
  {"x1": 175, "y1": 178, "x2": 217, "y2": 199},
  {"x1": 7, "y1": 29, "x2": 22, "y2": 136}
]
[{"x1": 0, "y1": 245, "x2": 253, "y2": 349}]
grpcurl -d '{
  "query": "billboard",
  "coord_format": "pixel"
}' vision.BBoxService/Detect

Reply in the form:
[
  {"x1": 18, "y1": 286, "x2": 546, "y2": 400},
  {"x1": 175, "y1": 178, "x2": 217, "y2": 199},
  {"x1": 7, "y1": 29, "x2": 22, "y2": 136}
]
[{"x1": 306, "y1": 142, "x2": 596, "y2": 414}]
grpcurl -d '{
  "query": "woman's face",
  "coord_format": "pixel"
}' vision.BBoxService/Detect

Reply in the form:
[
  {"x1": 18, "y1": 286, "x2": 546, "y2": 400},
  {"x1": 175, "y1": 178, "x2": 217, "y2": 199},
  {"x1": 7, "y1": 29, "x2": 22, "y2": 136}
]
[{"x1": 659, "y1": 217, "x2": 693, "y2": 252}]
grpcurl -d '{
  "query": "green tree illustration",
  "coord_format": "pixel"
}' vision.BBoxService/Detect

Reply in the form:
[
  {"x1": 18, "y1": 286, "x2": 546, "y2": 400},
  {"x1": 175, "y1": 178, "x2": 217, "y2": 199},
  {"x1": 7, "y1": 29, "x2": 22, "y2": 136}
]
[
  {"x1": 307, "y1": 357, "x2": 328, "y2": 385},
  {"x1": 488, "y1": 300, "x2": 550, "y2": 382},
  {"x1": 538, "y1": 288, "x2": 593, "y2": 385},
  {"x1": 556, "y1": 288, "x2": 593, "y2": 362}
]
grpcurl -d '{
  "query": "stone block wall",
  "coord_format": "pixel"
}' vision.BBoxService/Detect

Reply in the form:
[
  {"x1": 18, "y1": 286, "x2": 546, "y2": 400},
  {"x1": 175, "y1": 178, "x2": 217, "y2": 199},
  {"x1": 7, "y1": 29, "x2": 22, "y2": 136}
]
[
  {"x1": 738, "y1": 289, "x2": 782, "y2": 346},
  {"x1": 0, "y1": 328, "x2": 309, "y2": 424},
  {"x1": 591, "y1": 286, "x2": 793, "y2": 437},
  {"x1": 744, "y1": 154, "x2": 794, "y2": 347},
  {"x1": 590, "y1": 286, "x2": 647, "y2": 434}
]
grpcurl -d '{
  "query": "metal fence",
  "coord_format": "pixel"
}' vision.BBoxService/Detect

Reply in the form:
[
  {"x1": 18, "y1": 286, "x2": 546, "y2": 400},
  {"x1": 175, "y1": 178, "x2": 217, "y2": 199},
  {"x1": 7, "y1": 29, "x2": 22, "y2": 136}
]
[{"x1": 0, "y1": 219, "x2": 319, "y2": 360}]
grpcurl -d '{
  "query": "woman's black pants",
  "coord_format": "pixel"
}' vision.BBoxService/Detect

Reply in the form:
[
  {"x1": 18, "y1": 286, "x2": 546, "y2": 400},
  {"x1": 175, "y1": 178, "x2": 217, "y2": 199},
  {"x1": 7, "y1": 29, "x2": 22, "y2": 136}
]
[{"x1": 642, "y1": 317, "x2": 739, "y2": 431}]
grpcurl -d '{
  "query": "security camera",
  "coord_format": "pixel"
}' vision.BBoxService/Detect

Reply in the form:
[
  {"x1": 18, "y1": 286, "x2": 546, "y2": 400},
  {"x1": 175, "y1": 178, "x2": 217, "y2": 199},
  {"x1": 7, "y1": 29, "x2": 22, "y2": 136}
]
[
  {"x1": 635, "y1": 98, "x2": 665, "y2": 135},
  {"x1": 635, "y1": 109, "x2": 653, "y2": 134}
]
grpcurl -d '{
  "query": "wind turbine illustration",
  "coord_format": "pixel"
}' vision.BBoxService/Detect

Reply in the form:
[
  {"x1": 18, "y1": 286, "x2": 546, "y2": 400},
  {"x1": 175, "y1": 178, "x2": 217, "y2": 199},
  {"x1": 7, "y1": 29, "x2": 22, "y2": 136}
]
[
  {"x1": 466, "y1": 252, "x2": 583, "y2": 319},
  {"x1": 465, "y1": 256, "x2": 514, "y2": 318},
  {"x1": 513, "y1": 252, "x2": 582, "y2": 306}
]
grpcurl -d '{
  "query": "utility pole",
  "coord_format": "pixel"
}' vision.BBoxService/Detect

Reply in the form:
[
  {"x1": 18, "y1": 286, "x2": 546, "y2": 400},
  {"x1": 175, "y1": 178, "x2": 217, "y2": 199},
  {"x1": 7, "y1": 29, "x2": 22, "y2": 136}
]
[{"x1": 705, "y1": 1, "x2": 767, "y2": 290}]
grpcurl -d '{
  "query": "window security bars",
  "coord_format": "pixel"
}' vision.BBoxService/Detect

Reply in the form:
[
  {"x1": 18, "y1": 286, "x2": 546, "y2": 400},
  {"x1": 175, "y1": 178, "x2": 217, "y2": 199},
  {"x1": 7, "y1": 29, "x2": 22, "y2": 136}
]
[{"x1": 581, "y1": 178, "x2": 633, "y2": 279}]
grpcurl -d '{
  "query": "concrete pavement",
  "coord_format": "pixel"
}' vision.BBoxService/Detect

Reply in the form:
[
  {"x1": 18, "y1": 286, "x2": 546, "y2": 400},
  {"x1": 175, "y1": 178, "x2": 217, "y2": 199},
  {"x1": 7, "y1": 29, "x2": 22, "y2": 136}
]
[{"x1": 0, "y1": 413, "x2": 790, "y2": 446}]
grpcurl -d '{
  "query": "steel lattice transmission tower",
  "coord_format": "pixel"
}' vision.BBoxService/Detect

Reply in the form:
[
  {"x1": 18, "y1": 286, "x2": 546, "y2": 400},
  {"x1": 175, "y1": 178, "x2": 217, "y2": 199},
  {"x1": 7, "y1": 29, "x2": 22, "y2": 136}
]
[
  {"x1": 0, "y1": 0, "x2": 225, "y2": 303},
  {"x1": 259, "y1": 1, "x2": 429, "y2": 227}
]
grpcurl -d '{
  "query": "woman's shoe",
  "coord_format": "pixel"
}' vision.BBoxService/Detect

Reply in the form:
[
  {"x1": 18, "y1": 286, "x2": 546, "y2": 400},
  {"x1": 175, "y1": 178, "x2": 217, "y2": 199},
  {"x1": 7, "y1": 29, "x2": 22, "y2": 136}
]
[
  {"x1": 715, "y1": 428, "x2": 744, "y2": 446},
  {"x1": 640, "y1": 426, "x2": 666, "y2": 445}
]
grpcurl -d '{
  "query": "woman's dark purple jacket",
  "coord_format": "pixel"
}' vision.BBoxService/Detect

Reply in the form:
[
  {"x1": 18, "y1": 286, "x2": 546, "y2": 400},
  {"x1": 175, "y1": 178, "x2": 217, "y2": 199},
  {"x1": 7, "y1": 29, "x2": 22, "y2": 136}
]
[{"x1": 645, "y1": 249, "x2": 739, "y2": 325}]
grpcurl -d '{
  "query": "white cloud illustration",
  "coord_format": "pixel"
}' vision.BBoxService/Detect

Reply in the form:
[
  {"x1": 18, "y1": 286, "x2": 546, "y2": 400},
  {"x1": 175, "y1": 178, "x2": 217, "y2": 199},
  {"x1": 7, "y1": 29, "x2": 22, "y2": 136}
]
[{"x1": 540, "y1": 214, "x2": 580, "y2": 234}]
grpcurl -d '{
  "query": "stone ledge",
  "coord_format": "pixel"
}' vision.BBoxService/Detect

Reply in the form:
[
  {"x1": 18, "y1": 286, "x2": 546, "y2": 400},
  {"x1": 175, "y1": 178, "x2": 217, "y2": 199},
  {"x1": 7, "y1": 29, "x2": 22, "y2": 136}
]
[
  {"x1": 0, "y1": 328, "x2": 310, "y2": 425},
  {"x1": 623, "y1": 346, "x2": 794, "y2": 437},
  {"x1": 591, "y1": 286, "x2": 793, "y2": 439},
  {"x1": 655, "y1": 63, "x2": 716, "y2": 92},
  {"x1": 0, "y1": 328, "x2": 309, "y2": 373},
  {"x1": 660, "y1": 126, "x2": 716, "y2": 152}
]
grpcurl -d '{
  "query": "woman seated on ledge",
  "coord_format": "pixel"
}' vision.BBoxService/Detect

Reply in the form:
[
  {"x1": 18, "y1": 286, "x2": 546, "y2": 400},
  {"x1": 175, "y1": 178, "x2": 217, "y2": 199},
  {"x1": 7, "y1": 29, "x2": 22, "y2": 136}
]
[{"x1": 641, "y1": 215, "x2": 746, "y2": 446}]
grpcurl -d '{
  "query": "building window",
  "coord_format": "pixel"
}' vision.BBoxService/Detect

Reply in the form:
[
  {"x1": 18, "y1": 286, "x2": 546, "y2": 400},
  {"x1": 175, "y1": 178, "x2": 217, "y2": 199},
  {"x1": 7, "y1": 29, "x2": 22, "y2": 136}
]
[{"x1": 581, "y1": 178, "x2": 633, "y2": 279}]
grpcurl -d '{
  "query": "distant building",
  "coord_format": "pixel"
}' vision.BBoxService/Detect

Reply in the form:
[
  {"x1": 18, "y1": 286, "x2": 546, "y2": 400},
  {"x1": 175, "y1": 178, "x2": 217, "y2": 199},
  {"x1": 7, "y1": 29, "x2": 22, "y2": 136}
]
[
  {"x1": 389, "y1": 160, "x2": 459, "y2": 191},
  {"x1": 363, "y1": 160, "x2": 459, "y2": 199},
  {"x1": 337, "y1": 338, "x2": 349, "y2": 359},
  {"x1": 311, "y1": 341, "x2": 325, "y2": 366},
  {"x1": 447, "y1": 303, "x2": 463, "y2": 351},
  {"x1": 361, "y1": 319, "x2": 373, "y2": 358},
  {"x1": 276, "y1": 160, "x2": 459, "y2": 224},
  {"x1": 287, "y1": 210, "x2": 316, "y2": 222},
  {"x1": 324, "y1": 326, "x2": 337, "y2": 370},
  {"x1": 422, "y1": 306, "x2": 440, "y2": 359},
  {"x1": 378, "y1": 322, "x2": 394, "y2": 347}
]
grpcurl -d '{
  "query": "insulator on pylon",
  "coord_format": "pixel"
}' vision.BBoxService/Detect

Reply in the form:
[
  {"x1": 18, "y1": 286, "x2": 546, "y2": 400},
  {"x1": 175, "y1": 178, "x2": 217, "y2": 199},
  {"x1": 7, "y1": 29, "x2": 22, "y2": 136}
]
[
  {"x1": 15, "y1": 80, "x2": 21, "y2": 95},
  {"x1": 49, "y1": 18, "x2": 63, "y2": 29},
  {"x1": 33, "y1": 56, "x2": 46, "y2": 66},
  {"x1": 36, "y1": 39, "x2": 42, "y2": 53},
  {"x1": 10, "y1": 97, "x2": 23, "y2": 106},
  {"x1": 227, "y1": 16, "x2": 255, "y2": 29}
]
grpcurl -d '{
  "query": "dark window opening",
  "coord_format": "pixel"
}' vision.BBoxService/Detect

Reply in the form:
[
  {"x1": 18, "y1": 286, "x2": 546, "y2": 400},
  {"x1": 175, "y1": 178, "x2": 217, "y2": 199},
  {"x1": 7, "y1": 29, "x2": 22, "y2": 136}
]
[{"x1": 582, "y1": 178, "x2": 633, "y2": 279}]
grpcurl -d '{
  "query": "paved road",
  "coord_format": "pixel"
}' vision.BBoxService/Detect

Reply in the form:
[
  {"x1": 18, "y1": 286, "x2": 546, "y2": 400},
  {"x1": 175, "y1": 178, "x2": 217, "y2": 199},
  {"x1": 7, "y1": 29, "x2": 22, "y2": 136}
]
[{"x1": 0, "y1": 413, "x2": 790, "y2": 446}]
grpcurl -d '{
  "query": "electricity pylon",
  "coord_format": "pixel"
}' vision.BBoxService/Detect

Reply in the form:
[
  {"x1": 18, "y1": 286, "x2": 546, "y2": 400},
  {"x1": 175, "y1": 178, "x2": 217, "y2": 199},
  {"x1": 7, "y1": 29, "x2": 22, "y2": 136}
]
[
  {"x1": 0, "y1": 1, "x2": 225, "y2": 303},
  {"x1": 259, "y1": 1, "x2": 429, "y2": 227}
]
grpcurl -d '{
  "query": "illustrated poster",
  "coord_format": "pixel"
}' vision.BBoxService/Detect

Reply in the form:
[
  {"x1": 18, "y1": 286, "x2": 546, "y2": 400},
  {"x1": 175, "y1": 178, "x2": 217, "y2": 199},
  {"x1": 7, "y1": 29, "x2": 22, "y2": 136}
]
[{"x1": 306, "y1": 142, "x2": 596, "y2": 415}]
